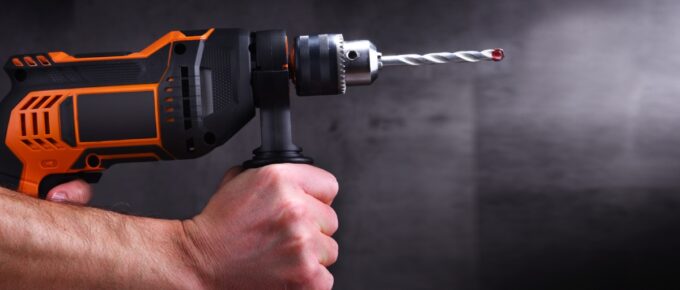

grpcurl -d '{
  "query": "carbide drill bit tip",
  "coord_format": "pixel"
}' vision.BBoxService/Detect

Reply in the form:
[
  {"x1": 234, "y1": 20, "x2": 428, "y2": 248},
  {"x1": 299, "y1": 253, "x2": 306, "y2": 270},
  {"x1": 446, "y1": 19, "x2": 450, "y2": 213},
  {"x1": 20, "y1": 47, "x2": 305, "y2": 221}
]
[
  {"x1": 380, "y1": 48, "x2": 504, "y2": 67},
  {"x1": 490, "y1": 48, "x2": 504, "y2": 61}
]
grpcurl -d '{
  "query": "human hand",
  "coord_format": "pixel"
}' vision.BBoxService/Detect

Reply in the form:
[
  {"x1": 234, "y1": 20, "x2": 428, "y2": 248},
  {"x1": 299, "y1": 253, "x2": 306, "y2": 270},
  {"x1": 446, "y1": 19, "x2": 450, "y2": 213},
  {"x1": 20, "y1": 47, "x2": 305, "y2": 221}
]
[{"x1": 181, "y1": 164, "x2": 340, "y2": 290}]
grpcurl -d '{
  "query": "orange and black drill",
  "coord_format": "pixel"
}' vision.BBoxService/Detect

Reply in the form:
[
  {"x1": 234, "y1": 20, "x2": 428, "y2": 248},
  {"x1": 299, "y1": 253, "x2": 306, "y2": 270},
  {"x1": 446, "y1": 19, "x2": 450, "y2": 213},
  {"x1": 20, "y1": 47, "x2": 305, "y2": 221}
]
[{"x1": 0, "y1": 28, "x2": 503, "y2": 198}]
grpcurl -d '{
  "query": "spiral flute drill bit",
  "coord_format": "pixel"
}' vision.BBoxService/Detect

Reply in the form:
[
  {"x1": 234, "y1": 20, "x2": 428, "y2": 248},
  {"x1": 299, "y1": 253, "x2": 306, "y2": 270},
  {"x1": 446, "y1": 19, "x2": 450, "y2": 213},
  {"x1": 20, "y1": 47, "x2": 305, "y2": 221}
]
[{"x1": 380, "y1": 49, "x2": 504, "y2": 67}]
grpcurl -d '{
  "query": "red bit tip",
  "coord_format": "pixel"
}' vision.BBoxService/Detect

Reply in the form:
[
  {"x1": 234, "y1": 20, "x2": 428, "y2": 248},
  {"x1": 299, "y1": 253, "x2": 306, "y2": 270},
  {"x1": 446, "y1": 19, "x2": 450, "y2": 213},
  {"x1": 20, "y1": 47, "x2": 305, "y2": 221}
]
[{"x1": 491, "y1": 48, "x2": 504, "y2": 61}]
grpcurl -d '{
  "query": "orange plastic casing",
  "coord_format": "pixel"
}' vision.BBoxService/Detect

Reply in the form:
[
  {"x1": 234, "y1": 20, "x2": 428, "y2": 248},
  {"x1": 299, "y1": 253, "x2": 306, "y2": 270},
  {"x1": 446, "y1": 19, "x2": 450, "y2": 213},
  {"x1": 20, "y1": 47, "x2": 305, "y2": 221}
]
[{"x1": 4, "y1": 29, "x2": 215, "y2": 197}]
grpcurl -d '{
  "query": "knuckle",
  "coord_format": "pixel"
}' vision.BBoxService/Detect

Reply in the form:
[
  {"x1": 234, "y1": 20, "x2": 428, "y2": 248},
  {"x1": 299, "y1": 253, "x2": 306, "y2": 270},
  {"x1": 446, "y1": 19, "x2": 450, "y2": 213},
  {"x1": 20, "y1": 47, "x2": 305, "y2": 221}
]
[
  {"x1": 280, "y1": 199, "x2": 308, "y2": 222},
  {"x1": 288, "y1": 230, "x2": 312, "y2": 253}
]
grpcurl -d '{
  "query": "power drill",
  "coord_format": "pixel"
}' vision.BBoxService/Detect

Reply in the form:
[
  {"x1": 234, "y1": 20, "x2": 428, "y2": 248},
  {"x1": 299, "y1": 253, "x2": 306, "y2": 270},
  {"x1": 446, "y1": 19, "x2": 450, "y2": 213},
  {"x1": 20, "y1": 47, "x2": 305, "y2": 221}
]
[{"x1": 0, "y1": 28, "x2": 503, "y2": 198}]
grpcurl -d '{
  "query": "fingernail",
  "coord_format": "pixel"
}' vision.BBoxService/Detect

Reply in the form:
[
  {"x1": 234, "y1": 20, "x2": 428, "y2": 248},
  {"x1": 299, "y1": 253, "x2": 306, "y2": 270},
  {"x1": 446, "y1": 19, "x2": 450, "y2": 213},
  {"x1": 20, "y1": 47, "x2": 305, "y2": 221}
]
[{"x1": 50, "y1": 191, "x2": 68, "y2": 202}]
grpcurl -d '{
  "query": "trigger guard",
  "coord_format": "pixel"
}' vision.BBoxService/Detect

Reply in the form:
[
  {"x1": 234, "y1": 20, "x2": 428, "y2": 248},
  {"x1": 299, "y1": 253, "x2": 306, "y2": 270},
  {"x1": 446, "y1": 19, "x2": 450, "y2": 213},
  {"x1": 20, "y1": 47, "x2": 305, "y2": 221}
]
[{"x1": 38, "y1": 173, "x2": 102, "y2": 199}]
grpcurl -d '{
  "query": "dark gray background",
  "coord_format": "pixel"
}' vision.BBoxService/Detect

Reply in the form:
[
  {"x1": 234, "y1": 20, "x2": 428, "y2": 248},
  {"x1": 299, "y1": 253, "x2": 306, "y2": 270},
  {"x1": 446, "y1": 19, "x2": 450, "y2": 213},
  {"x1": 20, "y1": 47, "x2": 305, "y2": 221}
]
[{"x1": 2, "y1": 0, "x2": 680, "y2": 289}]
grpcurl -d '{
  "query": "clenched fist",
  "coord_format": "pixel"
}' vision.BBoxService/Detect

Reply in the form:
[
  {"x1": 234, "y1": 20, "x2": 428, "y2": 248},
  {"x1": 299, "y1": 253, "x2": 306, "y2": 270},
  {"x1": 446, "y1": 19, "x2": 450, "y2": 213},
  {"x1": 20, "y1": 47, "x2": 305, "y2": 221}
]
[{"x1": 181, "y1": 164, "x2": 340, "y2": 290}]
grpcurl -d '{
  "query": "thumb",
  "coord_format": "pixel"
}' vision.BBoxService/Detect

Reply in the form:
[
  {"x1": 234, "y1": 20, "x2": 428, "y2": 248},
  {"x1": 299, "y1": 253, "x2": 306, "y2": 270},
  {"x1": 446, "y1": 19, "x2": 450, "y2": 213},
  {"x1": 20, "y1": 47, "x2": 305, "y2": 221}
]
[{"x1": 46, "y1": 179, "x2": 93, "y2": 205}]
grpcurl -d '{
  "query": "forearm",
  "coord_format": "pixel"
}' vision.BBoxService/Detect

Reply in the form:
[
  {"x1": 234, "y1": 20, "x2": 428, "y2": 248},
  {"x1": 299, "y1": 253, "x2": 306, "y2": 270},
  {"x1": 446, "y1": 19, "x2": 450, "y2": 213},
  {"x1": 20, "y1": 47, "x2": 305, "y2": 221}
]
[{"x1": 0, "y1": 188, "x2": 200, "y2": 289}]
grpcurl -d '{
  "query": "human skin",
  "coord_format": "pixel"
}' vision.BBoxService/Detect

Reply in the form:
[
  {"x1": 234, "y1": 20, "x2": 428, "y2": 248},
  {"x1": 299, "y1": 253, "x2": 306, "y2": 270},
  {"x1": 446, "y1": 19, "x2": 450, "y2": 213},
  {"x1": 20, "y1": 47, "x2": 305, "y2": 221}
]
[{"x1": 0, "y1": 164, "x2": 339, "y2": 289}]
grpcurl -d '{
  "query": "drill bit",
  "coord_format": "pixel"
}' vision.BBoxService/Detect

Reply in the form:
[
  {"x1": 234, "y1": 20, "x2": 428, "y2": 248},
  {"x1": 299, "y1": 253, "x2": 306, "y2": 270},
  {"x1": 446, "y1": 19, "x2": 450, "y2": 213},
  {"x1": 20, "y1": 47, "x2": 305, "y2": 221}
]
[{"x1": 380, "y1": 48, "x2": 504, "y2": 67}]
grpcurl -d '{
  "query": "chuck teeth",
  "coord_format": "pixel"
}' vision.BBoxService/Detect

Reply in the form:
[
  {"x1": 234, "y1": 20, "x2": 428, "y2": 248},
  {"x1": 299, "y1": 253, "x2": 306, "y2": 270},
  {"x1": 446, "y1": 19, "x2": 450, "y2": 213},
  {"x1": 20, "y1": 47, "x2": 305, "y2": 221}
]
[{"x1": 333, "y1": 34, "x2": 347, "y2": 94}]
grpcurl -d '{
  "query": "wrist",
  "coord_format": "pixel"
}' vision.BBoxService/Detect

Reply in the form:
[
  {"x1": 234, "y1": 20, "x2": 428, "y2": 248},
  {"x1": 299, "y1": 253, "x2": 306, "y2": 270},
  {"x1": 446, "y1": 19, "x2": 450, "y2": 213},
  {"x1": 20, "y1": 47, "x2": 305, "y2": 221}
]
[{"x1": 161, "y1": 219, "x2": 208, "y2": 290}]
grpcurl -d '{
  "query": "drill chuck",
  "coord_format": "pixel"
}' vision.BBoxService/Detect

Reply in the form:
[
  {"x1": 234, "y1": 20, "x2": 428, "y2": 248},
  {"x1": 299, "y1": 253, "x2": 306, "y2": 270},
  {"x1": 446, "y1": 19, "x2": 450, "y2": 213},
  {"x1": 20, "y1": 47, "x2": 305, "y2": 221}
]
[
  {"x1": 343, "y1": 40, "x2": 380, "y2": 86},
  {"x1": 291, "y1": 33, "x2": 504, "y2": 96}
]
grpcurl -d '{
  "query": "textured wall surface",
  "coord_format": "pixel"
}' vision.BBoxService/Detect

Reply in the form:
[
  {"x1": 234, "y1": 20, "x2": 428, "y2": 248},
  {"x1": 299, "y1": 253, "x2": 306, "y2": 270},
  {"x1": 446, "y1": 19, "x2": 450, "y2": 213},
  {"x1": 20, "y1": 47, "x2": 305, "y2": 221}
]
[{"x1": 1, "y1": 1, "x2": 680, "y2": 289}]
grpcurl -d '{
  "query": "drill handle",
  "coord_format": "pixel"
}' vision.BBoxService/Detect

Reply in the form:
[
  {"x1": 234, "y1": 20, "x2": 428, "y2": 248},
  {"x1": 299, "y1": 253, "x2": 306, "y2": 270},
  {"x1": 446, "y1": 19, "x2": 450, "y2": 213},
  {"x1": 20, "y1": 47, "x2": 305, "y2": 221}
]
[{"x1": 243, "y1": 30, "x2": 312, "y2": 168}]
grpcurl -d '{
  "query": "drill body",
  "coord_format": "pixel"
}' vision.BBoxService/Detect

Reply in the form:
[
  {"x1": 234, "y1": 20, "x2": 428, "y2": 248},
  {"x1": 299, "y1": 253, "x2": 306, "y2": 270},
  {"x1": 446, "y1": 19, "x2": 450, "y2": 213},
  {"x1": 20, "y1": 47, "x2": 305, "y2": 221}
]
[
  {"x1": 0, "y1": 29, "x2": 254, "y2": 197},
  {"x1": 0, "y1": 28, "x2": 503, "y2": 198}
]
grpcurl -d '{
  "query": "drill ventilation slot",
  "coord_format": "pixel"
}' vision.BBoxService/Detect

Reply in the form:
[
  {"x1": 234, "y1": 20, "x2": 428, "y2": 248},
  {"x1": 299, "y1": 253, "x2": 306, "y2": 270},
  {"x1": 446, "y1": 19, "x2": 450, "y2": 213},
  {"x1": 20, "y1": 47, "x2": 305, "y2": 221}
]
[
  {"x1": 17, "y1": 94, "x2": 67, "y2": 150},
  {"x1": 180, "y1": 66, "x2": 193, "y2": 130}
]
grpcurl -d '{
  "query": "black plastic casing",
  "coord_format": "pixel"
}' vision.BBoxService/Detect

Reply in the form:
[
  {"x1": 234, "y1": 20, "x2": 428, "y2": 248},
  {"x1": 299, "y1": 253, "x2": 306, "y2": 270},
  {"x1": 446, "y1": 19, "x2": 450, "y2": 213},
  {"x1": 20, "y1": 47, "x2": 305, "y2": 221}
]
[
  {"x1": 293, "y1": 34, "x2": 343, "y2": 96},
  {"x1": 160, "y1": 29, "x2": 254, "y2": 159}
]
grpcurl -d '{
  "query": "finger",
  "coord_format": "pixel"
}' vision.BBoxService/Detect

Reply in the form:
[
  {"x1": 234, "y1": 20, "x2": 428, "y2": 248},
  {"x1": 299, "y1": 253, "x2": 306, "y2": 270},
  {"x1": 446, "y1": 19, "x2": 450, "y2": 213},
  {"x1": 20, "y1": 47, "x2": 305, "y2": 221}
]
[
  {"x1": 289, "y1": 265, "x2": 334, "y2": 290},
  {"x1": 297, "y1": 165, "x2": 338, "y2": 205},
  {"x1": 302, "y1": 194, "x2": 339, "y2": 236},
  {"x1": 304, "y1": 265, "x2": 334, "y2": 290},
  {"x1": 267, "y1": 164, "x2": 338, "y2": 205},
  {"x1": 219, "y1": 166, "x2": 244, "y2": 188},
  {"x1": 315, "y1": 233, "x2": 339, "y2": 267},
  {"x1": 46, "y1": 180, "x2": 93, "y2": 205},
  {"x1": 321, "y1": 267, "x2": 334, "y2": 290}
]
